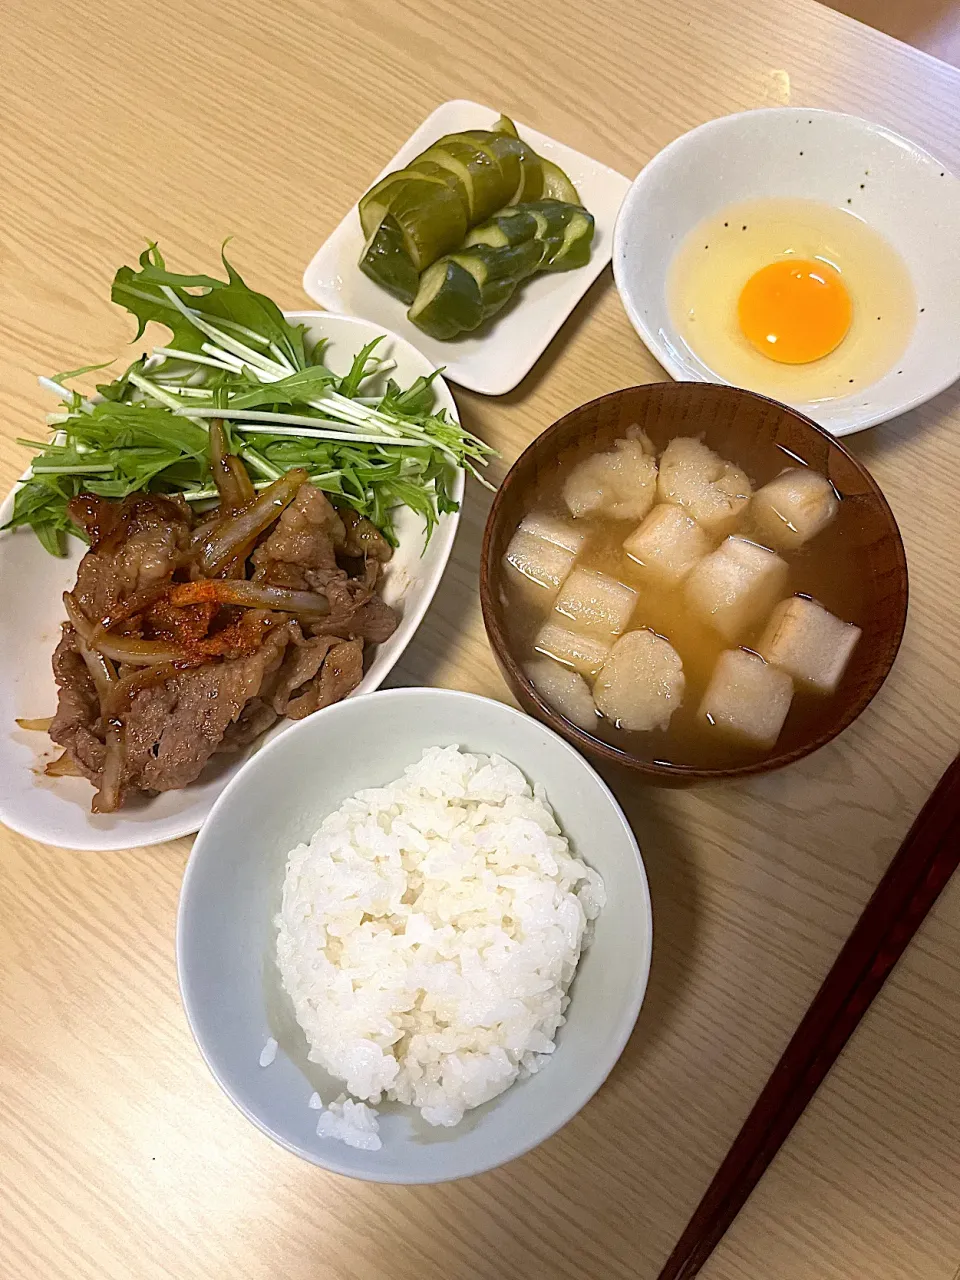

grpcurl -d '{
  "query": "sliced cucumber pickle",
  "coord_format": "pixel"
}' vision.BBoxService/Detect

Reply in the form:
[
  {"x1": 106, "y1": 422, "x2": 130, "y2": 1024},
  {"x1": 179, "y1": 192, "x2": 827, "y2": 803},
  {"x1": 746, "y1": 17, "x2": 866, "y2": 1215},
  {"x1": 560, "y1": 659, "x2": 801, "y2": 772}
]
[
  {"x1": 544, "y1": 207, "x2": 595, "y2": 271},
  {"x1": 540, "y1": 157, "x2": 581, "y2": 204},
  {"x1": 358, "y1": 216, "x2": 420, "y2": 303},
  {"x1": 463, "y1": 208, "x2": 539, "y2": 249},
  {"x1": 407, "y1": 159, "x2": 471, "y2": 217},
  {"x1": 420, "y1": 137, "x2": 505, "y2": 223},
  {"x1": 358, "y1": 170, "x2": 448, "y2": 239},
  {"x1": 358, "y1": 180, "x2": 470, "y2": 301},
  {"x1": 381, "y1": 178, "x2": 468, "y2": 270},
  {"x1": 408, "y1": 259, "x2": 483, "y2": 339},
  {"x1": 459, "y1": 130, "x2": 525, "y2": 202},
  {"x1": 449, "y1": 241, "x2": 543, "y2": 317},
  {"x1": 519, "y1": 200, "x2": 576, "y2": 264},
  {"x1": 512, "y1": 142, "x2": 544, "y2": 203},
  {"x1": 511, "y1": 200, "x2": 594, "y2": 269},
  {"x1": 358, "y1": 116, "x2": 594, "y2": 315},
  {"x1": 489, "y1": 115, "x2": 543, "y2": 201},
  {"x1": 406, "y1": 197, "x2": 596, "y2": 338}
]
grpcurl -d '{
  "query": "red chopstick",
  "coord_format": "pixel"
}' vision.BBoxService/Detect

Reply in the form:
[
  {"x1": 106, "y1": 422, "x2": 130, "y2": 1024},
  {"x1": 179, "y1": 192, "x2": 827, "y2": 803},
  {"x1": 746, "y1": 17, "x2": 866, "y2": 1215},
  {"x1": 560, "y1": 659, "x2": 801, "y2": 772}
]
[{"x1": 657, "y1": 753, "x2": 960, "y2": 1280}]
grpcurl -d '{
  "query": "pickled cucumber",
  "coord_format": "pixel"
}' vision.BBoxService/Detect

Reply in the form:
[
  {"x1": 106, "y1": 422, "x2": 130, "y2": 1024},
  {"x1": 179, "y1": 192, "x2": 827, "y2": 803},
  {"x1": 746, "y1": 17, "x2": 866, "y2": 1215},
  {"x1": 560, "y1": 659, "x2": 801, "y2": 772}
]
[
  {"x1": 419, "y1": 137, "x2": 507, "y2": 223},
  {"x1": 492, "y1": 116, "x2": 572, "y2": 201},
  {"x1": 359, "y1": 169, "x2": 453, "y2": 239},
  {"x1": 358, "y1": 118, "x2": 541, "y2": 249},
  {"x1": 495, "y1": 200, "x2": 570, "y2": 266},
  {"x1": 540, "y1": 157, "x2": 580, "y2": 204},
  {"x1": 488, "y1": 117, "x2": 545, "y2": 201},
  {"x1": 506, "y1": 137, "x2": 543, "y2": 203},
  {"x1": 545, "y1": 207, "x2": 594, "y2": 270},
  {"x1": 358, "y1": 177, "x2": 467, "y2": 299},
  {"x1": 463, "y1": 207, "x2": 539, "y2": 249},
  {"x1": 357, "y1": 116, "x2": 592, "y2": 313},
  {"x1": 358, "y1": 172, "x2": 407, "y2": 239},
  {"x1": 408, "y1": 199, "x2": 594, "y2": 339},
  {"x1": 449, "y1": 240, "x2": 543, "y2": 317},
  {"x1": 385, "y1": 178, "x2": 467, "y2": 267},
  {"x1": 409, "y1": 241, "x2": 531, "y2": 338},
  {"x1": 408, "y1": 159, "x2": 471, "y2": 217},
  {"x1": 516, "y1": 200, "x2": 594, "y2": 270},
  {"x1": 408, "y1": 259, "x2": 482, "y2": 338},
  {"x1": 459, "y1": 130, "x2": 527, "y2": 202},
  {"x1": 359, "y1": 216, "x2": 420, "y2": 303}
]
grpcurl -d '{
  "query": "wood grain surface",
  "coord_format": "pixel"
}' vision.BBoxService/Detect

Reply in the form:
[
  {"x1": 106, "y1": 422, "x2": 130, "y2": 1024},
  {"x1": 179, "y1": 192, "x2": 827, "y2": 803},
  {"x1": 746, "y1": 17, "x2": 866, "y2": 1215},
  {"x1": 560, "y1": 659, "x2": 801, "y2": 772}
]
[{"x1": 0, "y1": 2, "x2": 958, "y2": 1279}]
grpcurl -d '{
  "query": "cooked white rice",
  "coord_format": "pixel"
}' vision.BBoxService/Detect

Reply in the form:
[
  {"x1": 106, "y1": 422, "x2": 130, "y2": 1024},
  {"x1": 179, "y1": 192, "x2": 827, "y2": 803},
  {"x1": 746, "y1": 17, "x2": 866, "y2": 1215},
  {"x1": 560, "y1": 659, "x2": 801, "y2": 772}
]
[
  {"x1": 315, "y1": 1094, "x2": 382, "y2": 1151},
  {"x1": 275, "y1": 744, "x2": 605, "y2": 1136}
]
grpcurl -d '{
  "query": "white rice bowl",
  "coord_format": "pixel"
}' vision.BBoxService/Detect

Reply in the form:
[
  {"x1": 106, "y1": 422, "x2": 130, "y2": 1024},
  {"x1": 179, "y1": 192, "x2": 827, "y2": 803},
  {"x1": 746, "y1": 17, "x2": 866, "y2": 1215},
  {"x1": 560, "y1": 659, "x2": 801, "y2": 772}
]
[
  {"x1": 177, "y1": 687, "x2": 652, "y2": 1183},
  {"x1": 276, "y1": 746, "x2": 606, "y2": 1147}
]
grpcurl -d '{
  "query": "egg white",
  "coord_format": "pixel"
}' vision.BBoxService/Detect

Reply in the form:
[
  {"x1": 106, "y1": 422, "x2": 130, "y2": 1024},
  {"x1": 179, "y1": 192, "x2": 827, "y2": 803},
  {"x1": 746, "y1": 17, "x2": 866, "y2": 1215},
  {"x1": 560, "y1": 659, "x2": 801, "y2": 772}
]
[{"x1": 667, "y1": 198, "x2": 916, "y2": 406}]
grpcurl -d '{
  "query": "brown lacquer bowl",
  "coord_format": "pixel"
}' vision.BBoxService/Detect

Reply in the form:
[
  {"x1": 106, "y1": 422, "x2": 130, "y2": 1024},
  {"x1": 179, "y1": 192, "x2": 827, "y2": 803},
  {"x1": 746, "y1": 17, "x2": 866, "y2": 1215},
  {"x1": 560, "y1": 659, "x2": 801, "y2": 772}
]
[{"x1": 480, "y1": 383, "x2": 908, "y2": 784}]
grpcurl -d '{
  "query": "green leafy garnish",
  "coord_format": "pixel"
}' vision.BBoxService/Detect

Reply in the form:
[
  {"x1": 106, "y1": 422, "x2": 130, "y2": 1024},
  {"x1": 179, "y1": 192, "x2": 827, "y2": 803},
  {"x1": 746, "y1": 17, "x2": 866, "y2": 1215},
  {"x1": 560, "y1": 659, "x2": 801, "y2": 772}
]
[{"x1": 9, "y1": 244, "x2": 495, "y2": 554}]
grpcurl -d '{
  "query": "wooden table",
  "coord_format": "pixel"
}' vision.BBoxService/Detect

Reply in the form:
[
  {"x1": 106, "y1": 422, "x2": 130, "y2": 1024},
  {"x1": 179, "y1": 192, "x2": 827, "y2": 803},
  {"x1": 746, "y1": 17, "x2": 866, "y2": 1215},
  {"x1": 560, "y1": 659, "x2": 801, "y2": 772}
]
[{"x1": 1, "y1": 1, "x2": 959, "y2": 1277}]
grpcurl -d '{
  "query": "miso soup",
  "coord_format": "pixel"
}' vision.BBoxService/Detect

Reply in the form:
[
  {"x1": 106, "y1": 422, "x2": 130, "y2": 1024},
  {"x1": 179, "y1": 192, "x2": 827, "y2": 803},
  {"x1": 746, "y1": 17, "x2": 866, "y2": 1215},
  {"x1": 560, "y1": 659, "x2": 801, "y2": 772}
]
[{"x1": 500, "y1": 429, "x2": 863, "y2": 771}]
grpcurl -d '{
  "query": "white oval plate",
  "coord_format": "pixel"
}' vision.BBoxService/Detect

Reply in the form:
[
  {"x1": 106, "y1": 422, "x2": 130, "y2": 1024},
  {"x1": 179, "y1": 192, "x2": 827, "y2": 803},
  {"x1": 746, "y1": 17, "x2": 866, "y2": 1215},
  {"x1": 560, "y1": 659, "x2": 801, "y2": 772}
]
[
  {"x1": 303, "y1": 99, "x2": 631, "y2": 397},
  {"x1": 0, "y1": 311, "x2": 463, "y2": 850},
  {"x1": 613, "y1": 108, "x2": 960, "y2": 436}
]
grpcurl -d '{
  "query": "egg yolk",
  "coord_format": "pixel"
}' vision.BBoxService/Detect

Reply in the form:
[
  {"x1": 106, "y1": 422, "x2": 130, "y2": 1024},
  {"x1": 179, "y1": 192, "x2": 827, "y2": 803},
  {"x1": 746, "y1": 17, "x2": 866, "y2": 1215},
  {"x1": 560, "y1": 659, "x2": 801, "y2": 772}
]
[{"x1": 737, "y1": 259, "x2": 852, "y2": 364}]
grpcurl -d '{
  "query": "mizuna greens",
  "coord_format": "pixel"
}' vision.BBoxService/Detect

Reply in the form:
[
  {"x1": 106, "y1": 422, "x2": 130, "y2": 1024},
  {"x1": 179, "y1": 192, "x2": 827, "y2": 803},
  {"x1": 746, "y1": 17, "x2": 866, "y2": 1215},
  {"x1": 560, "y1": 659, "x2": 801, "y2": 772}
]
[{"x1": 9, "y1": 246, "x2": 494, "y2": 555}]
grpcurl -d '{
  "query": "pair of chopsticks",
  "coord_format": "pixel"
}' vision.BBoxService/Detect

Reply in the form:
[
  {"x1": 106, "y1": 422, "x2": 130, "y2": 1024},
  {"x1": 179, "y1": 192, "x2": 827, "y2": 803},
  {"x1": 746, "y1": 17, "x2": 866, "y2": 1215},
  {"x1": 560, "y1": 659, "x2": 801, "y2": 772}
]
[{"x1": 657, "y1": 753, "x2": 960, "y2": 1280}]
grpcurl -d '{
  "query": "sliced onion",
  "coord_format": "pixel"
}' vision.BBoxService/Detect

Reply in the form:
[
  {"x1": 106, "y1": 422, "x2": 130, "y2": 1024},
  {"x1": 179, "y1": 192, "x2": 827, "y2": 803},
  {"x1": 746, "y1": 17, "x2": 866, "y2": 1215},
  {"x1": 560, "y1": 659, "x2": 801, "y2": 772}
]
[
  {"x1": 45, "y1": 751, "x2": 84, "y2": 777},
  {"x1": 216, "y1": 549, "x2": 255, "y2": 580},
  {"x1": 17, "y1": 716, "x2": 53, "y2": 731},
  {"x1": 209, "y1": 419, "x2": 245, "y2": 510},
  {"x1": 197, "y1": 469, "x2": 308, "y2": 575},
  {"x1": 65, "y1": 594, "x2": 126, "y2": 680},
  {"x1": 190, "y1": 511, "x2": 224, "y2": 546},
  {"x1": 226, "y1": 455, "x2": 255, "y2": 504},
  {"x1": 62, "y1": 591, "x2": 96, "y2": 640},
  {"x1": 168, "y1": 579, "x2": 330, "y2": 617},
  {"x1": 64, "y1": 593, "x2": 185, "y2": 666},
  {"x1": 92, "y1": 721, "x2": 124, "y2": 813},
  {"x1": 93, "y1": 636, "x2": 189, "y2": 666},
  {"x1": 78, "y1": 642, "x2": 118, "y2": 697}
]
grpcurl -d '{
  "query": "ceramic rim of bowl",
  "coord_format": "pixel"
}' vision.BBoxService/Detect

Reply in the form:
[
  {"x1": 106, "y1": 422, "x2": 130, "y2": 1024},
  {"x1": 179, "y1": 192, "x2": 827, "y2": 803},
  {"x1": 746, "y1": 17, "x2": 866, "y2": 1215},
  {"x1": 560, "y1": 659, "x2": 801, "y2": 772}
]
[{"x1": 611, "y1": 108, "x2": 960, "y2": 433}]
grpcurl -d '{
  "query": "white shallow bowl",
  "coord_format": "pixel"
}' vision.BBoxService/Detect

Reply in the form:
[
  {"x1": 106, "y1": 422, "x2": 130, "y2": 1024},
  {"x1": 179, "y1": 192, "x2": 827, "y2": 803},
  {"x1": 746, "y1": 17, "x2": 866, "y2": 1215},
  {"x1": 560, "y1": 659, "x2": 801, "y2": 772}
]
[
  {"x1": 177, "y1": 688, "x2": 652, "y2": 1184},
  {"x1": 614, "y1": 108, "x2": 960, "y2": 435},
  {"x1": 303, "y1": 99, "x2": 631, "y2": 396},
  {"x1": 0, "y1": 312, "x2": 462, "y2": 851}
]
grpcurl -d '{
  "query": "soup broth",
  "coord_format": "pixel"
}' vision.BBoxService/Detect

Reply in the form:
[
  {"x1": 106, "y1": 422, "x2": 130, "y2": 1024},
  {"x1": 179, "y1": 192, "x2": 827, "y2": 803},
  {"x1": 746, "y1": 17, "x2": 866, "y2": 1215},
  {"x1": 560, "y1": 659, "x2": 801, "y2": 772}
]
[{"x1": 500, "y1": 434, "x2": 866, "y2": 771}]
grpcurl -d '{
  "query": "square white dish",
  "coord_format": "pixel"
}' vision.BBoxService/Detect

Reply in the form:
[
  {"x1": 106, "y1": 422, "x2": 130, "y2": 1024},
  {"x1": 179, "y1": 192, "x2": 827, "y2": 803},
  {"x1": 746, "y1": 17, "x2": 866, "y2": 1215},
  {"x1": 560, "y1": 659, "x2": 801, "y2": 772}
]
[{"x1": 302, "y1": 99, "x2": 632, "y2": 396}]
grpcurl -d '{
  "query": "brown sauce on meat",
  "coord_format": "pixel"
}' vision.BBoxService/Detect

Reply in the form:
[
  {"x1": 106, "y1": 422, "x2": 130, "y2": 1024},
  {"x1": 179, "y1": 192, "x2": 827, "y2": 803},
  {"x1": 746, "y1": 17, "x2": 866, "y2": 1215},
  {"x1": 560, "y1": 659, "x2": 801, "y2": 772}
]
[{"x1": 49, "y1": 485, "x2": 399, "y2": 810}]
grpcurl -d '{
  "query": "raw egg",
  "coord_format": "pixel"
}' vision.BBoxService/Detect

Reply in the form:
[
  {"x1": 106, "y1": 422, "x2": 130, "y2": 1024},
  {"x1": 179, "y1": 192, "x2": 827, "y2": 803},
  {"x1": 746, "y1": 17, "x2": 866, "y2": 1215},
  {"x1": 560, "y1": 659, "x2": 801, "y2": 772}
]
[
  {"x1": 737, "y1": 259, "x2": 852, "y2": 363},
  {"x1": 667, "y1": 198, "x2": 915, "y2": 405}
]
